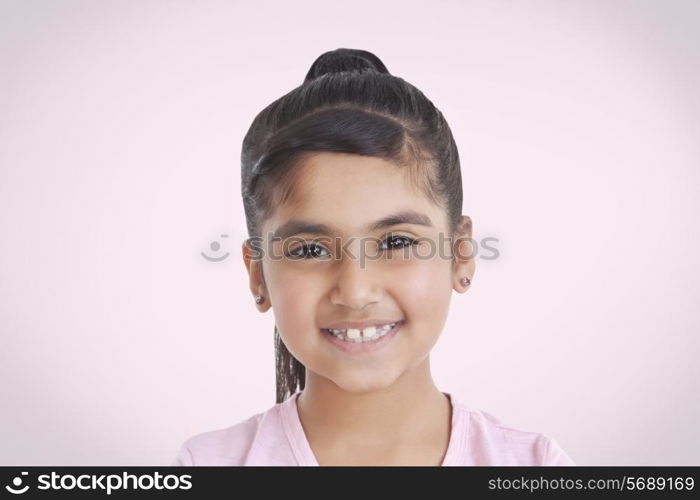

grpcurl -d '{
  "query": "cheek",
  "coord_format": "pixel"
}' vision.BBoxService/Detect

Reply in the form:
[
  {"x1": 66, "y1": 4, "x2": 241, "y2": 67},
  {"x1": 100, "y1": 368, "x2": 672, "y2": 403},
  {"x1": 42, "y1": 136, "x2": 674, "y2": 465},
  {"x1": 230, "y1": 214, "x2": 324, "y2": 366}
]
[
  {"x1": 397, "y1": 260, "x2": 452, "y2": 341},
  {"x1": 400, "y1": 258, "x2": 451, "y2": 306},
  {"x1": 266, "y1": 267, "x2": 321, "y2": 355}
]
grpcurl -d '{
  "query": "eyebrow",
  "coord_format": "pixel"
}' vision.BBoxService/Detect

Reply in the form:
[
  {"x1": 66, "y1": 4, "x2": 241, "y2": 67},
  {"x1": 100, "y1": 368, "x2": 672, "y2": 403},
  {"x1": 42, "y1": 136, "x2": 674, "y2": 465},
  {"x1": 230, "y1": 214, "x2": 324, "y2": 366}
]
[{"x1": 272, "y1": 210, "x2": 434, "y2": 239}]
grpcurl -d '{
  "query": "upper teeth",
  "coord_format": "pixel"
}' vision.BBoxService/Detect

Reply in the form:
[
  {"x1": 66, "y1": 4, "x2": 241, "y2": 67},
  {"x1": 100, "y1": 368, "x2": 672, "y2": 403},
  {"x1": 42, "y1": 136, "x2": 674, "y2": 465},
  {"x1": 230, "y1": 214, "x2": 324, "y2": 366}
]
[{"x1": 327, "y1": 322, "x2": 397, "y2": 341}]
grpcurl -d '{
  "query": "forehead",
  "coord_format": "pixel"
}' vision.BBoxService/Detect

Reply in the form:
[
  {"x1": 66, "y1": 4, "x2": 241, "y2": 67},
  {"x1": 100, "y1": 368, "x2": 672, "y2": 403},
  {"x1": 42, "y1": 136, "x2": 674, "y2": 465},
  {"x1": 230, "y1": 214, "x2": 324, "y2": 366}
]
[
  {"x1": 293, "y1": 152, "x2": 417, "y2": 197},
  {"x1": 262, "y1": 152, "x2": 445, "y2": 236}
]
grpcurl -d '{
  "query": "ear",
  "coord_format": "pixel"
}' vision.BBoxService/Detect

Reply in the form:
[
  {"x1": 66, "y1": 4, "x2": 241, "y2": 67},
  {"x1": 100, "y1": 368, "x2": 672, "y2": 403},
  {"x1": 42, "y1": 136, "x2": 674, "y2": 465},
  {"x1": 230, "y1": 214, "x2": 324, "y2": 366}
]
[
  {"x1": 452, "y1": 215, "x2": 476, "y2": 293},
  {"x1": 242, "y1": 238, "x2": 271, "y2": 311}
]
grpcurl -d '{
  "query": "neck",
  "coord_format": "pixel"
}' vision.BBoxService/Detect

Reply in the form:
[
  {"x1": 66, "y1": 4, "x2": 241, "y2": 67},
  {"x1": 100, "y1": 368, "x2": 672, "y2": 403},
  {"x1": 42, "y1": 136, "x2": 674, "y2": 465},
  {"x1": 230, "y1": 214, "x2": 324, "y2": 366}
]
[{"x1": 295, "y1": 357, "x2": 450, "y2": 447}]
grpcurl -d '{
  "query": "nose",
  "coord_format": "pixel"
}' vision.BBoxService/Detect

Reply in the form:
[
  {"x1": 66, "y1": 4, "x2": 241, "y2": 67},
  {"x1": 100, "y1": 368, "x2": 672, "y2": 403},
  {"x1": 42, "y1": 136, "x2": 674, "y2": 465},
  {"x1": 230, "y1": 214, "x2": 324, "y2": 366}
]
[{"x1": 329, "y1": 248, "x2": 382, "y2": 309}]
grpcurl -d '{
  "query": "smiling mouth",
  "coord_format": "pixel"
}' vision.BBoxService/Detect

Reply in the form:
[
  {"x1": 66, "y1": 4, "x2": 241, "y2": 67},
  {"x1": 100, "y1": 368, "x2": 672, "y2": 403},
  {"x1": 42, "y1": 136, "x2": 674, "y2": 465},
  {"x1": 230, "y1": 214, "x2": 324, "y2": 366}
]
[{"x1": 321, "y1": 321, "x2": 403, "y2": 343}]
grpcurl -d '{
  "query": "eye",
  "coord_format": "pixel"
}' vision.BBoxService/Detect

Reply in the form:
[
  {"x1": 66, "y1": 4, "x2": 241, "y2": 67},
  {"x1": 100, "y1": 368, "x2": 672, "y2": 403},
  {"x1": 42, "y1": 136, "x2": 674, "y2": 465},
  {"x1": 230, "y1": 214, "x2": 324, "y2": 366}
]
[
  {"x1": 379, "y1": 234, "x2": 417, "y2": 251},
  {"x1": 287, "y1": 242, "x2": 330, "y2": 260}
]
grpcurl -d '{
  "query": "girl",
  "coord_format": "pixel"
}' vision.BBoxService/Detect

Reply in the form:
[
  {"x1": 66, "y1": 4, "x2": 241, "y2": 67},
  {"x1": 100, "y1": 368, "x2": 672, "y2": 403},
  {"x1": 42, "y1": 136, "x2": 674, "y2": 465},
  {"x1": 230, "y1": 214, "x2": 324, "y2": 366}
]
[{"x1": 172, "y1": 48, "x2": 575, "y2": 466}]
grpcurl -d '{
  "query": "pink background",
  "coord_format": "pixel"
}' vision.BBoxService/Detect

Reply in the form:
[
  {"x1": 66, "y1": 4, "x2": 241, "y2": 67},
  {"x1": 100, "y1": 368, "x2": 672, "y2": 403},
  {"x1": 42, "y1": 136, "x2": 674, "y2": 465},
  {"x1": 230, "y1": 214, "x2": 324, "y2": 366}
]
[{"x1": 1, "y1": 0, "x2": 698, "y2": 465}]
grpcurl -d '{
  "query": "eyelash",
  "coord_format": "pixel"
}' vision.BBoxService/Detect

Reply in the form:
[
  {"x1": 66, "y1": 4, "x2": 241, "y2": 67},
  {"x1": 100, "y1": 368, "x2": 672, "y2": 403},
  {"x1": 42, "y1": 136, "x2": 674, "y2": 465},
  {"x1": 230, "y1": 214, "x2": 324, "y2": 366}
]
[{"x1": 287, "y1": 235, "x2": 418, "y2": 260}]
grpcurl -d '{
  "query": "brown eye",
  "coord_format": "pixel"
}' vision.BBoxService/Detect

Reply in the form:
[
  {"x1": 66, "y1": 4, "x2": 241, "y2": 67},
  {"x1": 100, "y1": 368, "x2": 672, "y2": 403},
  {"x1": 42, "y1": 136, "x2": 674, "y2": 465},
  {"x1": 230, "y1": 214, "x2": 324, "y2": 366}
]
[
  {"x1": 380, "y1": 235, "x2": 416, "y2": 250},
  {"x1": 287, "y1": 242, "x2": 330, "y2": 259}
]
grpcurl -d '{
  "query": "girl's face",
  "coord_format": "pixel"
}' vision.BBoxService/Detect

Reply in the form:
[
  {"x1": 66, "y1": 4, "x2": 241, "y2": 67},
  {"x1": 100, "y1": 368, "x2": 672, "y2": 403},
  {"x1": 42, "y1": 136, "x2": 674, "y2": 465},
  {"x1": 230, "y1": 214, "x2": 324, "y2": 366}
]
[{"x1": 244, "y1": 152, "x2": 474, "y2": 393}]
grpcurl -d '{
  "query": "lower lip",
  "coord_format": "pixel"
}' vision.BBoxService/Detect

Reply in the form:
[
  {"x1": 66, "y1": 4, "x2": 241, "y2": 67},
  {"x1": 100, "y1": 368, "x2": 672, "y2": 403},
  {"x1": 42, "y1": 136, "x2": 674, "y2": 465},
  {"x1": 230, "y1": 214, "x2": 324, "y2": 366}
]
[{"x1": 321, "y1": 321, "x2": 404, "y2": 354}]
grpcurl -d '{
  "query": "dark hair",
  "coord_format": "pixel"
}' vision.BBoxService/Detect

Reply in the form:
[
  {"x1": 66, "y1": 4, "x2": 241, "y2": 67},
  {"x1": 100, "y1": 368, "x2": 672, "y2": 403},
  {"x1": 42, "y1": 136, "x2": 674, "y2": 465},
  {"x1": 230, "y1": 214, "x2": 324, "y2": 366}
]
[{"x1": 240, "y1": 48, "x2": 464, "y2": 404}]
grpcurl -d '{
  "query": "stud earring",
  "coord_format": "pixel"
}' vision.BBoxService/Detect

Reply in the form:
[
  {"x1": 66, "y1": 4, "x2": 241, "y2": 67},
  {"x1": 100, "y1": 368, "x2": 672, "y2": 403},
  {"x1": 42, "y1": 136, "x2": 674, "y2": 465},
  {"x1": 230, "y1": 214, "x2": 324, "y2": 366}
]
[
  {"x1": 460, "y1": 276, "x2": 471, "y2": 287},
  {"x1": 255, "y1": 295, "x2": 264, "y2": 304}
]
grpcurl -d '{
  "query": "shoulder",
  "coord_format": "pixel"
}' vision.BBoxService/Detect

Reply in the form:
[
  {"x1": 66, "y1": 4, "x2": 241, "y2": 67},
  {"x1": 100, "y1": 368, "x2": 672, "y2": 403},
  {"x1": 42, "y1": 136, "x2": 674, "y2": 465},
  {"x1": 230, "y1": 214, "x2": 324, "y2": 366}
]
[
  {"x1": 454, "y1": 401, "x2": 575, "y2": 466},
  {"x1": 171, "y1": 407, "x2": 273, "y2": 466}
]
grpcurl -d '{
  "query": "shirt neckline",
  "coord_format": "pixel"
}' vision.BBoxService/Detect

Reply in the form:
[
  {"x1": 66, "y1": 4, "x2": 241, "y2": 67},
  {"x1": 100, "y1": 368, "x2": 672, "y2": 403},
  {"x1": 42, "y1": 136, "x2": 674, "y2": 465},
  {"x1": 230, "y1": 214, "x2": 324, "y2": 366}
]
[{"x1": 280, "y1": 390, "x2": 465, "y2": 466}]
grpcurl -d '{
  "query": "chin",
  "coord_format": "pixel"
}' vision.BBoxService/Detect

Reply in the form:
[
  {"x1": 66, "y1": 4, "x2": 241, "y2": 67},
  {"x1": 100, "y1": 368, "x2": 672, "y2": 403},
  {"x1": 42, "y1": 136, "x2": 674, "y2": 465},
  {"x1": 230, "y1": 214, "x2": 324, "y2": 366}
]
[{"x1": 329, "y1": 369, "x2": 402, "y2": 394}]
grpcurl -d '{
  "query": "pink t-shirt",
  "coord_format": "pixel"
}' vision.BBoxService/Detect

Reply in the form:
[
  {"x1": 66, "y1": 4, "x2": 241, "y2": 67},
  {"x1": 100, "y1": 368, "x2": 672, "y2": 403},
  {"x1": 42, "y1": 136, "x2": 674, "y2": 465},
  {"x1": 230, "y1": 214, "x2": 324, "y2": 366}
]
[{"x1": 172, "y1": 391, "x2": 575, "y2": 466}]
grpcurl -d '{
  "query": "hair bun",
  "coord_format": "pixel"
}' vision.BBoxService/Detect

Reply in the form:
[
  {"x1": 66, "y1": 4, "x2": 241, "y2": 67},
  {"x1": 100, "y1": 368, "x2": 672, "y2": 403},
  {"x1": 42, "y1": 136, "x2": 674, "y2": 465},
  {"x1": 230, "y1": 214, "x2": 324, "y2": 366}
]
[{"x1": 303, "y1": 48, "x2": 389, "y2": 83}]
